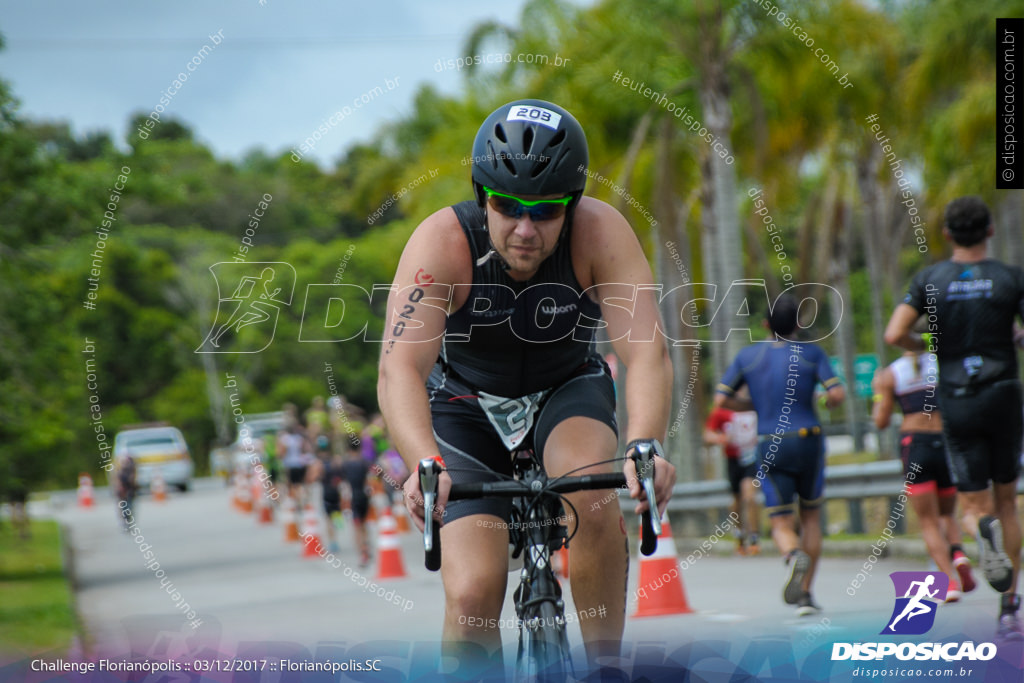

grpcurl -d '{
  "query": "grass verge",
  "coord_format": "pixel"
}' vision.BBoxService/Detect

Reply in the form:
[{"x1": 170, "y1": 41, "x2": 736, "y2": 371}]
[{"x1": 0, "y1": 519, "x2": 78, "y2": 655}]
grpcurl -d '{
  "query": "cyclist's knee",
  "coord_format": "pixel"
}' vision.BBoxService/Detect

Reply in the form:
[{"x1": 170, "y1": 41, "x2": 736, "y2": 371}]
[
  {"x1": 444, "y1": 574, "x2": 505, "y2": 621},
  {"x1": 575, "y1": 490, "x2": 619, "y2": 521}
]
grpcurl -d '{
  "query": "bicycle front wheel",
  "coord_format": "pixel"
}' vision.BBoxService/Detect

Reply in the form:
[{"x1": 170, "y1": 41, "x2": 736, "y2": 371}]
[{"x1": 515, "y1": 582, "x2": 571, "y2": 682}]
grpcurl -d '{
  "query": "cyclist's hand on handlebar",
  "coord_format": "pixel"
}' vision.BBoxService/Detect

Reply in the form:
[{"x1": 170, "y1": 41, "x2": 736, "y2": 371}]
[
  {"x1": 403, "y1": 469, "x2": 450, "y2": 532},
  {"x1": 624, "y1": 439, "x2": 676, "y2": 519}
]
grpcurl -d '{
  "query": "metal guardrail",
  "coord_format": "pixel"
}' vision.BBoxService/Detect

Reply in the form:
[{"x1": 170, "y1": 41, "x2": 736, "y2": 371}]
[{"x1": 621, "y1": 459, "x2": 1024, "y2": 535}]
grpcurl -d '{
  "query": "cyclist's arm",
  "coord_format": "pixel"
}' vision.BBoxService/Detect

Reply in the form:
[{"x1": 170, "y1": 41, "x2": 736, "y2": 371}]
[
  {"x1": 377, "y1": 209, "x2": 465, "y2": 478},
  {"x1": 586, "y1": 201, "x2": 672, "y2": 442},
  {"x1": 584, "y1": 200, "x2": 674, "y2": 514}
]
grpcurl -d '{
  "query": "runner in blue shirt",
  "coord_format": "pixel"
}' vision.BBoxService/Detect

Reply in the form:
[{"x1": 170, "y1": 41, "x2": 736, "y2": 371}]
[{"x1": 714, "y1": 293, "x2": 845, "y2": 616}]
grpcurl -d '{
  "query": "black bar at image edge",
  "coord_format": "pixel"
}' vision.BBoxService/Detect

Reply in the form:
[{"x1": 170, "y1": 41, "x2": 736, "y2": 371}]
[{"x1": 997, "y1": 18, "x2": 1023, "y2": 189}]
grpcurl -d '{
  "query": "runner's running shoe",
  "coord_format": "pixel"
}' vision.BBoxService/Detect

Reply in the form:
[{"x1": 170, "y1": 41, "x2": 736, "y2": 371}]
[
  {"x1": 796, "y1": 592, "x2": 821, "y2": 617},
  {"x1": 997, "y1": 612, "x2": 1024, "y2": 640},
  {"x1": 952, "y1": 549, "x2": 977, "y2": 593},
  {"x1": 747, "y1": 533, "x2": 761, "y2": 556},
  {"x1": 978, "y1": 516, "x2": 1013, "y2": 593},
  {"x1": 784, "y1": 550, "x2": 811, "y2": 605},
  {"x1": 998, "y1": 594, "x2": 1024, "y2": 641}
]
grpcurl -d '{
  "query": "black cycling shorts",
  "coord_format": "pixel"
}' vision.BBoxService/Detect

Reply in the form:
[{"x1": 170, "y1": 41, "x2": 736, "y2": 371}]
[
  {"x1": 899, "y1": 432, "x2": 955, "y2": 496},
  {"x1": 757, "y1": 433, "x2": 825, "y2": 515},
  {"x1": 287, "y1": 465, "x2": 308, "y2": 486},
  {"x1": 726, "y1": 452, "x2": 758, "y2": 495},
  {"x1": 350, "y1": 496, "x2": 369, "y2": 522},
  {"x1": 323, "y1": 495, "x2": 341, "y2": 517},
  {"x1": 939, "y1": 379, "x2": 1023, "y2": 492},
  {"x1": 428, "y1": 355, "x2": 618, "y2": 525}
]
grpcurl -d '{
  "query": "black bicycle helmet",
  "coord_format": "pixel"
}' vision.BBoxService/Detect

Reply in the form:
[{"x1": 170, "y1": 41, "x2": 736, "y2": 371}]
[{"x1": 471, "y1": 99, "x2": 588, "y2": 206}]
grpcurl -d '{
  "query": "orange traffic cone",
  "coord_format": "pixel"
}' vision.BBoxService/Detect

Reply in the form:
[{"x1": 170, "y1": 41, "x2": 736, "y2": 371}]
[
  {"x1": 151, "y1": 471, "x2": 167, "y2": 503},
  {"x1": 256, "y1": 489, "x2": 274, "y2": 524},
  {"x1": 77, "y1": 474, "x2": 94, "y2": 508},
  {"x1": 554, "y1": 545, "x2": 570, "y2": 579},
  {"x1": 250, "y1": 476, "x2": 259, "y2": 502},
  {"x1": 301, "y1": 505, "x2": 323, "y2": 558},
  {"x1": 370, "y1": 476, "x2": 385, "y2": 496},
  {"x1": 375, "y1": 507, "x2": 407, "y2": 579},
  {"x1": 238, "y1": 473, "x2": 253, "y2": 514},
  {"x1": 232, "y1": 472, "x2": 246, "y2": 511},
  {"x1": 392, "y1": 501, "x2": 410, "y2": 534},
  {"x1": 633, "y1": 512, "x2": 693, "y2": 617},
  {"x1": 283, "y1": 498, "x2": 300, "y2": 542}
]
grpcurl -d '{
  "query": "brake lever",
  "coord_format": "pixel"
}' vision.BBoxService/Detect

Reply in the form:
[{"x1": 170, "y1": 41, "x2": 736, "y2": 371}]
[
  {"x1": 418, "y1": 458, "x2": 443, "y2": 571},
  {"x1": 632, "y1": 442, "x2": 662, "y2": 537}
]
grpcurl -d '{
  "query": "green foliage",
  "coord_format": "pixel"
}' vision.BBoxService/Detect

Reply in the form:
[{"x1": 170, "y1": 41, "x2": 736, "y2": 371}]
[{"x1": 0, "y1": 0, "x2": 1016, "y2": 491}]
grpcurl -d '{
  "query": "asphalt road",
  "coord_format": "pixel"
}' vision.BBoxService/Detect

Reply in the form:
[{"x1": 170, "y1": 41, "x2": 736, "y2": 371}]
[{"x1": 33, "y1": 478, "x2": 1024, "y2": 679}]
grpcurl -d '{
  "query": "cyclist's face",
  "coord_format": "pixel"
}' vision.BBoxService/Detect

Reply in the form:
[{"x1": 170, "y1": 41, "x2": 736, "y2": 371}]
[{"x1": 485, "y1": 192, "x2": 567, "y2": 280}]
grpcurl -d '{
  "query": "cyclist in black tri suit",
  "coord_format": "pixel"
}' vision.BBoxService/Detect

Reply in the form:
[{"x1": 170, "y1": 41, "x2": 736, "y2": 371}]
[
  {"x1": 885, "y1": 195, "x2": 1024, "y2": 639},
  {"x1": 378, "y1": 99, "x2": 676, "y2": 668}
]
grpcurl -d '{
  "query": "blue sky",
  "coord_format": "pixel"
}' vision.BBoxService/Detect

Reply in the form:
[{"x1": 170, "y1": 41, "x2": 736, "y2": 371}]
[{"x1": 0, "y1": 0, "x2": 589, "y2": 166}]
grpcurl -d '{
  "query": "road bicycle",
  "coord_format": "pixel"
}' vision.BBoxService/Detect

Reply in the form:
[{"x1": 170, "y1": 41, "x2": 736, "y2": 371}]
[{"x1": 418, "y1": 443, "x2": 661, "y2": 681}]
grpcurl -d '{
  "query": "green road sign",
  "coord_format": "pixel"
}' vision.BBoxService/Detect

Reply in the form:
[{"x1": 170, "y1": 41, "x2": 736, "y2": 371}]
[{"x1": 829, "y1": 354, "x2": 880, "y2": 398}]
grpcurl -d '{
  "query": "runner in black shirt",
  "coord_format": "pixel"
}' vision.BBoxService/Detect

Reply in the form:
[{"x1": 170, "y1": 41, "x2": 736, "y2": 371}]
[
  {"x1": 339, "y1": 436, "x2": 372, "y2": 567},
  {"x1": 885, "y1": 196, "x2": 1024, "y2": 639}
]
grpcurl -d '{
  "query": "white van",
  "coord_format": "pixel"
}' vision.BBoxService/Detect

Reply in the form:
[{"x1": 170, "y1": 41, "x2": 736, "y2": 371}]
[{"x1": 113, "y1": 424, "x2": 194, "y2": 492}]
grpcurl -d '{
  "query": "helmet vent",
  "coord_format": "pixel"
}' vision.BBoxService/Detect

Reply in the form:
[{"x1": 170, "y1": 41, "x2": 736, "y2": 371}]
[
  {"x1": 530, "y1": 156, "x2": 551, "y2": 178},
  {"x1": 522, "y1": 127, "x2": 534, "y2": 154},
  {"x1": 547, "y1": 128, "x2": 566, "y2": 148},
  {"x1": 494, "y1": 123, "x2": 508, "y2": 143},
  {"x1": 486, "y1": 141, "x2": 499, "y2": 169},
  {"x1": 501, "y1": 154, "x2": 517, "y2": 176},
  {"x1": 550, "y1": 147, "x2": 572, "y2": 171}
]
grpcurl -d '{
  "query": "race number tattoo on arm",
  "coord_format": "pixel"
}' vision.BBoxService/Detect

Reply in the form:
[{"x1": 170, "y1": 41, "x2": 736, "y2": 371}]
[{"x1": 384, "y1": 269, "x2": 435, "y2": 354}]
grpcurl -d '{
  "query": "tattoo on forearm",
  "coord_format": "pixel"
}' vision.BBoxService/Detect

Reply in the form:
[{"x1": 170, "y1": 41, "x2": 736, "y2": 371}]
[{"x1": 384, "y1": 270, "x2": 434, "y2": 355}]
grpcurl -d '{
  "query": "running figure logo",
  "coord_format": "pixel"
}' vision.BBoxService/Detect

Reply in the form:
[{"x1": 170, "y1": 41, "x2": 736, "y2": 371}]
[
  {"x1": 881, "y1": 571, "x2": 948, "y2": 635},
  {"x1": 196, "y1": 262, "x2": 295, "y2": 353}
]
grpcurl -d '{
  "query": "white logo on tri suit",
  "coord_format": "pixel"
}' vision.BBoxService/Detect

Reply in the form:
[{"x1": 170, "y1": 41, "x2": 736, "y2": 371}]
[{"x1": 540, "y1": 303, "x2": 577, "y2": 315}]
